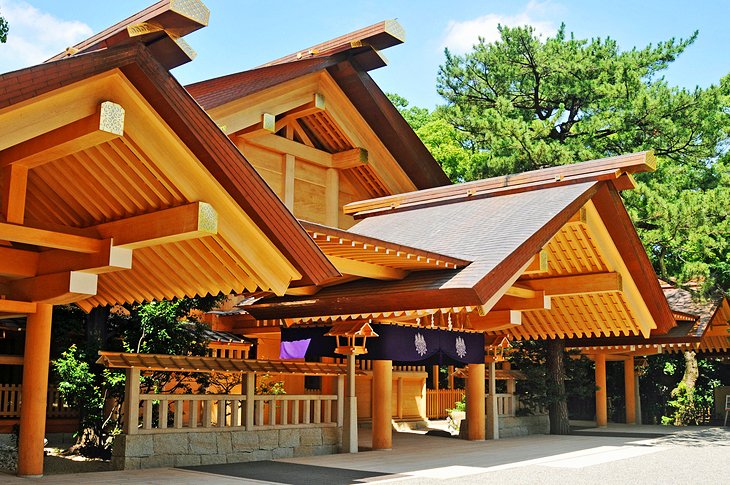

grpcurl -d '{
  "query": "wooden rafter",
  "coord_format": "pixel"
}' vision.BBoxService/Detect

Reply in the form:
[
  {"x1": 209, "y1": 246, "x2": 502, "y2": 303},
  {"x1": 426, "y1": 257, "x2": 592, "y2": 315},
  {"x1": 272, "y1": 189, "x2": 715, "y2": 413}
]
[
  {"x1": 523, "y1": 272, "x2": 622, "y2": 296},
  {"x1": 9, "y1": 271, "x2": 97, "y2": 304},
  {"x1": 0, "y1": 101, "x2": 125, "y2": 169},
  {"x1": 328, "y1": 255, "x2": 406, "y2": 280},
  {"x1": 469, "y1": 310, "x2": 521, "y2": 331}
]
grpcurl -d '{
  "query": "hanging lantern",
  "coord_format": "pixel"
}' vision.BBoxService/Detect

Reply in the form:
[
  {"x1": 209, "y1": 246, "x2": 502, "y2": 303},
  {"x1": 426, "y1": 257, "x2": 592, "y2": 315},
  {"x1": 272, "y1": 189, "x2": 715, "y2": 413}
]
[
  {"x1": 484, "y1": 335, "x2": 511, "y2": 362},
  {"x1": 325, "y1": 321, "x2": 379, "y2": 356}
]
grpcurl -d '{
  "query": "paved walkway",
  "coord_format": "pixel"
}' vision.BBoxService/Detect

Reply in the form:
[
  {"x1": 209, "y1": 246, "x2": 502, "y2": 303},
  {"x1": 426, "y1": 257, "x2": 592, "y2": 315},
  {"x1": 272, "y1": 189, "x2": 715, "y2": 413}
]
[{"x1": 1, "y1": 426, "x2": 728, "y2": 484}]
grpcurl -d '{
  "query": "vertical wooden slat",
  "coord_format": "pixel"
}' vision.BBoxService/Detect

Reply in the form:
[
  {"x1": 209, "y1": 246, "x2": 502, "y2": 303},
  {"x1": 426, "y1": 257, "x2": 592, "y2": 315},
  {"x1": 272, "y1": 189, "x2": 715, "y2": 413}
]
[
  {"x1": 281, "y1": 400, "x2": 288, "y2": 426},
  {"x1": 324, "y1": 398, "x2": 332, "y2": 423},
  {"x1": 231, "y1": 399, "x2": 240, "y2": 427},
  {"x1": 202, "y1": 399, "x2": 212, "y2": 428},
  {"x1": 123, "y1": 368, "x2": 140, "y2": 434},
  {"x1": 337, "y1": 375, "x2": 345, "y2": 427},
  {"x1": 190, "y1": 400, "x2": 199, "y2": 428},
  {"x1": 303, "y1": 399, "x2": 311, "y2": 424},
  {"x1": 268, "y1": 398, "x2": 276, "y2": 426},
  {"x1": 245, "y1": 373, "x2": 255, "y2": 430},
  {"x1": 256, "y1": 400, "x2": 264, "y2": 427},
  {"x1": 218, "y1": 398, "x2": 227, "y2": 427},
  {"x1": 159, "y1": 399, "x2": 168, "y2": 429},
  {"x1": 292, "y1": 399, "x2": 299, "y2": 424},
  {"x1": 174, "y1": 400, "x2": 183, "y2": 429},
  {"x1": 313, "y1": 398, "x2": 321, "y2": 424},
  {"x1": 143, "y1": 399, "x2": 152, "y2": 430}
]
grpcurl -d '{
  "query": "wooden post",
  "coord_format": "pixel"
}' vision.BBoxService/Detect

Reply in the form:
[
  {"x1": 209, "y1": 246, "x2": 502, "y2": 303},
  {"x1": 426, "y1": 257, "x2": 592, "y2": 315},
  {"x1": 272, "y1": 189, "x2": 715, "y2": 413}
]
[
  {"x1": 624, "y1": 358, "x2": 636, "y2": 424},
  {"x1": 325, "y1": 168, "x2": 339, "y2": 227},
  {"x1": 123, "y1": 367, "x2": 140, "y2": 434},
  {"x1": 595, "y1": 353, "x2": 608, "y2": 427},
  {"x1": 396, "y1": 377, "x2": 403, "y2": 419},
  {"x1": 244, "y1": 372, "x2": 255, "y2": 430},
  {"x1": 466, "y1": 363, "x2": 486, "y2": 440},
  {"x1": 342, "y1": 354, "x2": 358, "y2": 453},
  {"x1": 432, "y1": 365, "x2": 439, "y2": 390},
  {"x1": 372, "y1": 360, "x2": 392, "y2": 450},
  {"x1": 485, "y1": 361, "x2": 498, "y2": 440},
  {"x1": 17, "y1": 304, "x2": 53, "y2": 477},
  {"x1": 284, "y1": 154, "x2": 295, "y2": 210},
  {"x1": 447, "y1": 365, "x2": 454, "y2": 389}
]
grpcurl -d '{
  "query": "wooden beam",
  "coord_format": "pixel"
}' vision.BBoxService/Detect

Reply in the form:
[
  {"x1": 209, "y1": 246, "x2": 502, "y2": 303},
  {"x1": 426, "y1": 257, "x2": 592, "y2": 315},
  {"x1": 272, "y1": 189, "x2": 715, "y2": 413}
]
[
  {"x1": 523, "y1": 250, "x2": 548, "y2": 274},
  {"x1": 0, "y1": 299, "x2": 36, "y2": 314},
  {"x1": 522, "y1": 272, "x2": 622, "y2": 296},
  {"x1": 0, "y1": 222, "x2": 104, "y2": 253},
  {"x1": 328, "y1": 255, "x2": 406, "y2": 280},
  {"x1": 38, "y1": 239, "x2": 133, "y2": 275},
  {"x1": 0, "y1": 355, "x2": 24, "y2": 366},
  {"x1": 10, "y1": 271, "x2": 97, "y2": 304},
  {"x1": 93, "y1": 201, "x2": 218, "y2": 249},
  {"x1": 566, "y1": 207, "x2": 587, "y2": 225},
  {"x1": 0, "y1": 247, "x2": 38, "y2": 278},
  {"x1": 240, "y1": 133, "x2": 333, "y2": 167},
  {"x1": 1, "y1": 165, "x2": 28, "y2": 224},
  {"x1": 284, "y1": 154, "x2": 296, "y2": 210},
  {"x1": 274, "y1": 93, "x2": 326, "y2": 132},
  {"x1": 0, "y1": 101, "x2": 124, "y2": 169},
  {"x1": 325, "y1": 168, "x2": 339, "y2": 227},
  {"x1": 468, "y1": 310, "x2": 521, "y2": 331},
  {"x1": 492, "y1": 292, "x2": 551, "y2": 311},
  {"x1": 504, "y1": 284, "x2": 537, "y2": 299},
  {"x1": 332, "y1": 148, "x2": 368, "y2": 169}
]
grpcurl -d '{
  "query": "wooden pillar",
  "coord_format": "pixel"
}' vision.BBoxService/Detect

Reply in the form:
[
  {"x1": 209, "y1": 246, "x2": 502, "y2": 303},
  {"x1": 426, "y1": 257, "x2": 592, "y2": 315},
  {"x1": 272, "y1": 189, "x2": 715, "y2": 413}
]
[
  {"x1": 595, "y1": 353, "x2": 608, "y2": 427},
  {"x1": 123, "y1": 367, "x2": 140, "y2": 434},
  {"x1": 432, "y1": 365, "x2": 439, "y2": 390},
  {"x1": 486, "y1": 361, "x2": 499, "y2": 440},
  {"x1": 634, "y1": 372, "x2": 642, "y2": 425},
  {"x1": 342, "y1": 354, "x2": 358, "y2": 453},
  {"x1": 244, "y1": 372, "x2": 255, "y2": 430},
  {"x1": 447, "y1": 365, "x2": 454, "y2": 389},
  {"x1": 284, "y1": 154, "x2": 295, "y2": 210},
  {"x1": 624, "y1": 358, "x2": 636, "y2": 424},
  {"x1": 18, "y1": 304, "x2": 53, "y2": 477},
  {"x1": 466, "y1": 363, "x2": 485, "y2": 440},
  {"x1": 372, "y1": 360, "x2": 392, "y2": 450}
]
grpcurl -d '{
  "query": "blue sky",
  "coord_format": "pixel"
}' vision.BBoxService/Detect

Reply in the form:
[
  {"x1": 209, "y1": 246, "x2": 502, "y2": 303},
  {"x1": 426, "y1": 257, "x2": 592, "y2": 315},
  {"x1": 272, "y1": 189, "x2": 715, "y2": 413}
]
[{"x1": 0, "y1": 0, "x2": 728, "y2": 109}]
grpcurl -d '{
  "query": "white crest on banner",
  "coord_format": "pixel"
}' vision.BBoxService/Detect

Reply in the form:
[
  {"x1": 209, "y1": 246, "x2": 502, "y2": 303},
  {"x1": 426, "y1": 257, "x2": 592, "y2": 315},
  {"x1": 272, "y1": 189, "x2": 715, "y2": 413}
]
[
  {"x1": 455, "y1": 336, "x2": 467, "y2": 359},
  {"x1": 415, "y1": 333, "x2": 428, "y2": 356}
]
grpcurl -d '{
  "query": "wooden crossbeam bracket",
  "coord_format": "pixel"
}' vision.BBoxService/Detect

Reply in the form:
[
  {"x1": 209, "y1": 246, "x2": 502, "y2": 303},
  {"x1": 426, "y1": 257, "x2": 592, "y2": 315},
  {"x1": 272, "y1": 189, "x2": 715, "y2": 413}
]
[
  {"x1": 93, "y1": 201, "x2": 218, "y2": 249},
  {"x1": 332, "y1": 148, "x2": 368, "y2": 169},
  {"x1": 328, "y1": 255, "x2": 405, "y2": 281},
  {"x1": 0, "y1": 101, "x2": 125, "y2": 169},
  {"x1": 0, "y1": 299, "x2": 36, "y2": 315},
  {"x1": 0, "y1": 222, "x2": 105, "y2": 253},
  {"x1": 0, "y1": 241, "x2": 132, "y2": 278},
  {"x1": 240, "y1": 133, "x2": 333, "y2": 167},
  {"x1": 504, "y1": 284, "x2": 538, "y2": 299},
  {"x1": 523, "y1": 250, "x2": 549, "y2": 274},
  {"x1": 567, "y1": 207, "x2": 587, "y2": 225},
  {"x1": 521, "y1": 272, "x2": 622, "y2": 296},
  {"x1": 10, "y1": 271, "x2": 98, "y2": 304}
]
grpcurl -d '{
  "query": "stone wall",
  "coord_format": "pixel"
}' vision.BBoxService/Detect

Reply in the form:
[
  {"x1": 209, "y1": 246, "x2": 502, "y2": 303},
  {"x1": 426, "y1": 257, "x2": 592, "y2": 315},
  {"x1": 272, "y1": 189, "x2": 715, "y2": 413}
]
[
  {"x1": 111, "y1": 426, "x2": 342, "y2": 470},
  {"x1": 498, "y1": 414, "x2": 549, "y2": 438}
]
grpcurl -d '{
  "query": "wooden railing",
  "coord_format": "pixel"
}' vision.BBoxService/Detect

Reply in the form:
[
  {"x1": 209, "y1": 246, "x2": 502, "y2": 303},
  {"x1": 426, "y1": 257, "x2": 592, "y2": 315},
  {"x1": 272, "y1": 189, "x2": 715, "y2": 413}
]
[
  {"x1": 486, "y1": 393, "x2": 518, "y2": 417},
  {"x1": 0, "y1": 384, "x2": 78, "y2": 418},
  {"x1": 124, "y1": 370, "x2": 345, "y2": 435},
  {"x1": 357, "y1": 360, "x2": 425, "y2": 373},
  {"x1": 425, "y1": 390, "x2": 519, "y2": 419},
  {"x1": 426, "y1": 389, "x2": 464, "y2": 418}
]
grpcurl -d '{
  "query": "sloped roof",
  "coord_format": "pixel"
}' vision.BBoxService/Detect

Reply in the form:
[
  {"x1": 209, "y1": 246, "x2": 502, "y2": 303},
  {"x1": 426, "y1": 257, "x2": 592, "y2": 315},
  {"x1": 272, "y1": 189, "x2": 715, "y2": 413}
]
[
  {"x1": 0, "y1": 41, "x2": 338, "y2": 309},
  {"x1": 184, "y1": 21, "x2": 450, "y2": 191},
  {"x1": 244, "y1": 181, "x2": 597, "y2": 318}
]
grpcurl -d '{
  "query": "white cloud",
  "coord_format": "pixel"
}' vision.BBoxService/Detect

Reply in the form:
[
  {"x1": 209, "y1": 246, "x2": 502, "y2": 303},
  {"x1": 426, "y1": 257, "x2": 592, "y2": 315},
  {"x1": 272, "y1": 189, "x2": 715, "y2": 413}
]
[
  {"x1": 442, "y1": 1, "x2": 558, "y2": 53},
  {"x1": 0, "y1": 0, "x2": 92, "y2": 73}
]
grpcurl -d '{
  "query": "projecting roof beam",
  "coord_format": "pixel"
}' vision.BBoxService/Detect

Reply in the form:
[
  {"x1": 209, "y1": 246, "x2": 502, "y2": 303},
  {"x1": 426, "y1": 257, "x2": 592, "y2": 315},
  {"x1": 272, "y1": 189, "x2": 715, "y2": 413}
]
[
  {"x1": 469, "y1": 310, "x2": 522, "y2": 331},
  {"x1": 9, "y1": 271, "x2": 97, "y2": 304},
  {"x1": 240, "y1": 133, "x2": 367, "y2": 170},
  {"x1": 492, "y1": 292, "x2": 551, "y2": 311},
  {"x1": 0, "y1": 299, "x2": 36, "y2": 315},
  {"x1": 328, "y1": 255, "x2": 406, "y2": 281},
  {"x1": 93, "y1": 201, "x2": 218, "y2": 249},
  {"x1": 504, "y1": 284, "x2": 538, "y2": 299},
  {"x1": 0, "y1": 222, "x2": 105, "y2": 253},
  {"x1": 522, "y1": 272, "x2": 623, "y2": 296},
  {"x1": 0, "y1": 242, "x2": 131, "y2": 277},
  {"x1": 0, "y1": 101, "x2": 124, "y2": 169}
]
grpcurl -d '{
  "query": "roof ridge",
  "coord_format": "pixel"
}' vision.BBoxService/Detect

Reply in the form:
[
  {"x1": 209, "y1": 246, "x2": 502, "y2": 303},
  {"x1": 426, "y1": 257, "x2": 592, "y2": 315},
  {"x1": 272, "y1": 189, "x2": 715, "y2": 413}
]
[{"x1": 344, "y1": 151, "x2": 655, "y2": 218}]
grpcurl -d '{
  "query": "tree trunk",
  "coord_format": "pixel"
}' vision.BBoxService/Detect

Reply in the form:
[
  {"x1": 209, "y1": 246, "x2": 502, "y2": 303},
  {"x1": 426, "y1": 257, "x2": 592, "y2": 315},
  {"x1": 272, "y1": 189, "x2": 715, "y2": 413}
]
[
  {"x1": 681, "y1": 351, "x2": 699, "y2": 392},
  {"x1": 546, "y1": 339, "x2": 570, "y2": 434},
  {"x1": 85, "y1": 306, "x2": 110, "y2": 351}
]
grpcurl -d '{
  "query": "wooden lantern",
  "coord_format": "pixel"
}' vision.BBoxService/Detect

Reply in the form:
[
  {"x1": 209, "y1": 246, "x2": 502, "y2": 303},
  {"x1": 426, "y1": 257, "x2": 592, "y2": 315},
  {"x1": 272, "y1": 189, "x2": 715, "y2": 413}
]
[
  {"x1": 325, "y1": 321, "x2": 379, "y2": 356},
  {"x1": 484, "y1": 335, "x2": 511, "y2": 362}
]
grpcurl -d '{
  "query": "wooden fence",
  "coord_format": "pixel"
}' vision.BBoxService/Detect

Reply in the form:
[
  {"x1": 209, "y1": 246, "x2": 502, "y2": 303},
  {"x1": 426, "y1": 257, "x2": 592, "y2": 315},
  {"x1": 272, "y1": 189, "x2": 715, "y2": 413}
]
[
  {"x1": 0, "y1": 384, "x2": 78, "y2": 418},
  {"x1": 425, "y1": 389, "x2": 519, "y2": 419}
]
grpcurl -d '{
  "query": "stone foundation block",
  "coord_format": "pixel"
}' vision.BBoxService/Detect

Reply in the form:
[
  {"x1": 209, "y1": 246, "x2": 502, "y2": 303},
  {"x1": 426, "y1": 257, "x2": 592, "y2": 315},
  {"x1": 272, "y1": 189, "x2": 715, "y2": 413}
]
[
  {"x1": 299, "y1": 428, "x2": 323, "y2": 446},
  {"x1": 175, "y1": 454, "x2": 201, "y2": 467},
  {"x1": 154, "y1": 434, "x2": 189, "y2": 455},
  {"x1": 231, "y1": 430, "x2": 259, "y2": 451},
  {"x1": 201, "y1": 454, "x2": 228, "y2": 465},
  {"x1": 272, "y1": 447, "x2": 294, "y2": 459},
  {"x1": 258, "y1": 430, "x2": 279, "y2": 450},
  {"x1": 189, "y1": 432, "x2": 218, "y2": 455}
]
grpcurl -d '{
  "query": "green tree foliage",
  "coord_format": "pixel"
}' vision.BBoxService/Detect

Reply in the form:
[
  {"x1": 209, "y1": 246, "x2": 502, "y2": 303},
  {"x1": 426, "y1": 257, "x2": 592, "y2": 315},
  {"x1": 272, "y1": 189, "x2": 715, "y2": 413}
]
[
  {"x1": 426, "y1": 24, "x2": 730, "y2": 291},
  {"x1": 0, "y1": 11, "x2": 8, "y2": 43},
  {"x1": 52, "y1": 295, "x2": 222, "y2": 455}
]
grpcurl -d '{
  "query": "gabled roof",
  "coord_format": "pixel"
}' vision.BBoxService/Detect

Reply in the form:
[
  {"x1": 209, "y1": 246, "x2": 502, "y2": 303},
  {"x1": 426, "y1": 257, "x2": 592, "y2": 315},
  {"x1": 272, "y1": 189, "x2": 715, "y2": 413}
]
[
  {"x1": 0, "y1": 40, "x2": 338, "y2": 311},
  {"x1": 184, "y1": 21, "x2": 451, "y2": 191},
  {"x1": 243, "y1": 152, "x2": 676, "y2": 339}
]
